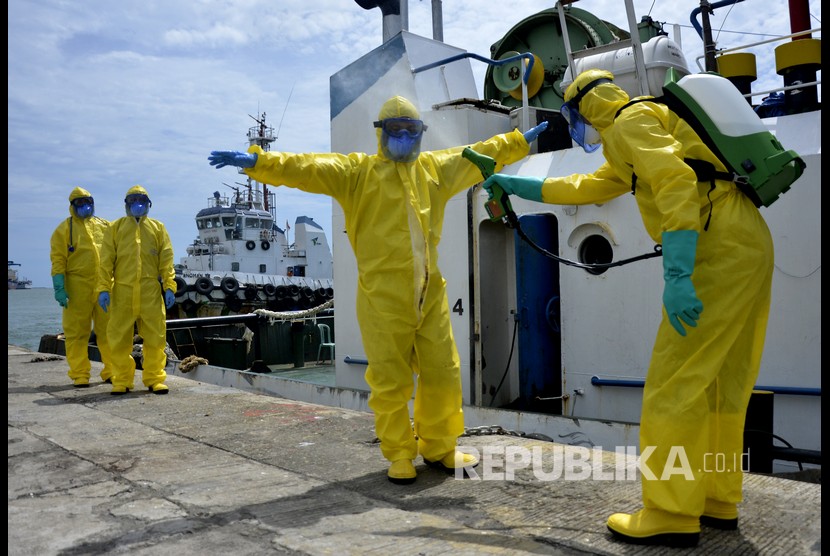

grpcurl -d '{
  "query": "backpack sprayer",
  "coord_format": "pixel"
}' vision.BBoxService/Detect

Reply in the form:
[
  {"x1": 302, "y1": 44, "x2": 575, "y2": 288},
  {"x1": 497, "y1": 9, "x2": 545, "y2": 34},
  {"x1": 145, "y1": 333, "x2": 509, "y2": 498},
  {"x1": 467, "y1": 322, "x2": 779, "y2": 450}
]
[{"x1": 462, "y1": 147, "x2": 661, "y2": 271}]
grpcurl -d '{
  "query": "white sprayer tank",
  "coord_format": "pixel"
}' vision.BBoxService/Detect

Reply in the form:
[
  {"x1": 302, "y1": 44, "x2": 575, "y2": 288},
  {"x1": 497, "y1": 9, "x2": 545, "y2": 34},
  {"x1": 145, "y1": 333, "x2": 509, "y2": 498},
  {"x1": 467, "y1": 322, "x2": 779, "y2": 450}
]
[{"x1": 674, "y1": 72, "x2": 768, "y2": 136}]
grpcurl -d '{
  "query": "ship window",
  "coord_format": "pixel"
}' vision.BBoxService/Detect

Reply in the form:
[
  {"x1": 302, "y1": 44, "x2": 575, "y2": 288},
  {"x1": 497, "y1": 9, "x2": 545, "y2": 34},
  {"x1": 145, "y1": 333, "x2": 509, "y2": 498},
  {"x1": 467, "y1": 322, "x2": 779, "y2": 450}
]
[
  {"x1": 212, "y1": 217, "x2": 222, "y2": 228},
  {"x1": 205, "y1": 219, "x2": 213, "y2": 229},
  {"x1": 222, "y1": 216, "x2": 235, "y2": 227},
  {"x1": 259, "y1": 264, "x2": 267, "y2": 273},
  {"x1": 197, "y1": 219, "x2": 206, "y2": 230},
  {"x1": 245, "y1": 218, "x2": 260, "y2": 229},
  {"x1": 232, "y1": 262, "x2": 240, "y2": 271}
]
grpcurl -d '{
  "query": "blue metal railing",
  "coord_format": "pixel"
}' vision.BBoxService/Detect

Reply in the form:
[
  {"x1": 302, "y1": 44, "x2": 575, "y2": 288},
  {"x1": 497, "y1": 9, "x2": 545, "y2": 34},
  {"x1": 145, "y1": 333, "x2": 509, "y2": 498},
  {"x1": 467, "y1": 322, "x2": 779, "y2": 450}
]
[{"x1": 590, "y1": 375, "x2": 821, "y2": 396}]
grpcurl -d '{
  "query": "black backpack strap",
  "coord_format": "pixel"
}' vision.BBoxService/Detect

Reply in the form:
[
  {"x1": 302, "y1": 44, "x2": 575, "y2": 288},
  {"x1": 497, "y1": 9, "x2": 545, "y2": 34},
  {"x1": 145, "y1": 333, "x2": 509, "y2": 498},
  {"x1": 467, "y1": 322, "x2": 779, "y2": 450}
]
[{"x1": 617, "y1": 98, "x2": 734, "y2": 231}]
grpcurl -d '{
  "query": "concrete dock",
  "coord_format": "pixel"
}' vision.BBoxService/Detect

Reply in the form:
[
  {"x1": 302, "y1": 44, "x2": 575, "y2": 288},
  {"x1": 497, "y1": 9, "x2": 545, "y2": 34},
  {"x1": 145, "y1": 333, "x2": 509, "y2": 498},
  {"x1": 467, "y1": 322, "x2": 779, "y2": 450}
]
[{"x1": 8, "y1": 344, "x2": 821, "y2": 555}]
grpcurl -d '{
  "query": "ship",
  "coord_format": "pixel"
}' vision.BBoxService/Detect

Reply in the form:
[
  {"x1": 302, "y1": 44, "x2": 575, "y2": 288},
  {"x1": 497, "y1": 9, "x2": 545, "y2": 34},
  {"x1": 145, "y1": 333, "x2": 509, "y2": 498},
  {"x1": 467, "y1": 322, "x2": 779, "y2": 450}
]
[
  {"x1": 169, "y1": 0, "x2": 820, "y2": 476},
  {"x1": 169, "y1": 113, "x2": 334, "y2": 320},
  {"x1": 8, "y1": 261, "x2": 32, "y2": 290}
]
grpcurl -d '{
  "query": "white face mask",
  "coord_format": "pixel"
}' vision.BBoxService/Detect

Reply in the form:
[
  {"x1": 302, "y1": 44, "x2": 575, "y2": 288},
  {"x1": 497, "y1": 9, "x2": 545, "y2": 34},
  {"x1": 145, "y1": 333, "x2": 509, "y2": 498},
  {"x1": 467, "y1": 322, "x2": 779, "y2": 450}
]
[
  {"x1": 582, "y1": 124, "x2": 602, "y2": 151},
  {"x1": 561, "y1": 101, "x2": 601, "y2": 153}
]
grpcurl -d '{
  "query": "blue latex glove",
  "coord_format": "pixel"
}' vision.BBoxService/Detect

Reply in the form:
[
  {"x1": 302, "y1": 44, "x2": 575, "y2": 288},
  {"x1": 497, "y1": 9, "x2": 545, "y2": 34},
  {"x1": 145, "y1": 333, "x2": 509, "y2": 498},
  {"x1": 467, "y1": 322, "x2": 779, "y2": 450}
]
[
  {"x1": 208, "y1": 151, "x2": 257, "y2": 169},
  {"x1": 523, "y1": 121, "x2": 549, "y2": 144},
  {"x1": 482, "y1": 174, "x2": 545, "y2": 202},
  {"x1": 98, "y1": 292, "x2": 110, "y2": 313},
  {"x1": 661, "y1": 230, "x2": 703, "y2": 336},
  {"x1": 164, "y1": 289, "x2": 175, "y2": 309},
  {"x1": 52, "y1": 274, "x2": 68, "y2": 308}
]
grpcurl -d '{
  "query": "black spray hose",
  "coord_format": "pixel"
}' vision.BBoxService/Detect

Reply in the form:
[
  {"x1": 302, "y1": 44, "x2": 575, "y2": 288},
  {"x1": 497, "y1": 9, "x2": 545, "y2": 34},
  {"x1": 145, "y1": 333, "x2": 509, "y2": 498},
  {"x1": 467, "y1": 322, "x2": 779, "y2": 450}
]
[
  {"x1": 505, "y1": 210, "x2": 663, "y2": 270},
  {"x1": 461, "y1": 147, "x2": 662, "y2": 271}
]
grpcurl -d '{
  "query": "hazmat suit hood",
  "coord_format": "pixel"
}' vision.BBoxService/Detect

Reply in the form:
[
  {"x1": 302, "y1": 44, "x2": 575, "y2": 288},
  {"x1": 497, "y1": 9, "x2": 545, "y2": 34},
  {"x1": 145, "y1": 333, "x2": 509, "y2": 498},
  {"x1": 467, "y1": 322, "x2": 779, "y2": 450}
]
[
  {"x1": 125, "y1": 185, "x2": 152, "y2": 218},
  {"x1": 564, "y1": 69, "x2": 630, "y2": 133},
  {"x1": 376, "y1": 96, "x2": 424, "y2": 162},
  {"x1": 68, "y1": 186, "x2": 94, "y2": 219}
]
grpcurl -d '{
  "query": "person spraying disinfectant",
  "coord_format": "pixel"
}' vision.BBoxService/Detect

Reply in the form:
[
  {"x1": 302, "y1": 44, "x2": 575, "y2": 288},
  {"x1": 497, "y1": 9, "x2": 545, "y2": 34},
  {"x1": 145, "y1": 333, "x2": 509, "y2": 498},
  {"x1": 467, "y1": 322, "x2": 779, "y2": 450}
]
[
  {"x1": 482, "y1": 69, "x2": 774, "y2": 548},
  {"x1": 209, "y1": 95, "x2": 547, "y2": 485}
]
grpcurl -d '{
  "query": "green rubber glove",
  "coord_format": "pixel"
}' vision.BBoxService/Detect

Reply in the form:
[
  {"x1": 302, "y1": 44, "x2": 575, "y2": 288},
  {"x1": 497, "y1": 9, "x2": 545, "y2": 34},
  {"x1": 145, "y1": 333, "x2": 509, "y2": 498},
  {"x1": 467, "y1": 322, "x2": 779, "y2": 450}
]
[
  {"x1": 661, "y1": 230, "x2": 703, "y2": 336},
  {"x1": 482, "y1": 174, "x2": 545, "y2": 202},
  {"x1": 52, "y1": 274, "x2": 68, "y2": 308}
]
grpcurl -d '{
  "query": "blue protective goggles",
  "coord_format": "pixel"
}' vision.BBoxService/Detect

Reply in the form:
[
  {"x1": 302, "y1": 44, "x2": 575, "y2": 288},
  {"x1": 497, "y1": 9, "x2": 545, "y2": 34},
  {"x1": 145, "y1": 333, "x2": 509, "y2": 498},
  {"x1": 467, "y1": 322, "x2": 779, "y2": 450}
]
[
  {"x1": 560, "y1": 77, "x2": 611, "y2": 154},
  {"x1": 560, "y1": 103, "x2": 601, "y2": 153},
  {"x1": 71, "y1": 197, "x2": 94, "y2": 207},
  {"x1": 125, "y1": 194, "x2": 150, "y2": 205},
  {"x1": 374, "y1": 118, "x2": 427, "y2": 138}
]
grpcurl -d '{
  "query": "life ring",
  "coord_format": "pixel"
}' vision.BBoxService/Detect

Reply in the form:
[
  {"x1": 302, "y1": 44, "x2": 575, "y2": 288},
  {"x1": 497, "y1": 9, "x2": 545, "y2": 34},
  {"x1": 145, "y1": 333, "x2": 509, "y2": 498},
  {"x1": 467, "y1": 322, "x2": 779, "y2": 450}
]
[
  {"x1": 245, "y1": 240, "x2": 256, "y2": 250},
  {"x1": 194, "y1": 277, "x2": 213, "y2": 295},
  {"x1": 261, "y1": 240, "x2": 270, "y2": 251},
  {"x1": 220, "y1": 276, "x2": 239, "y2": 295},
  {"x1": 174, "y1": 276, "x2": 188, "y2": 298},
  {"x1": 263, "y1": 283, "x2": 277, "y2": 298}
]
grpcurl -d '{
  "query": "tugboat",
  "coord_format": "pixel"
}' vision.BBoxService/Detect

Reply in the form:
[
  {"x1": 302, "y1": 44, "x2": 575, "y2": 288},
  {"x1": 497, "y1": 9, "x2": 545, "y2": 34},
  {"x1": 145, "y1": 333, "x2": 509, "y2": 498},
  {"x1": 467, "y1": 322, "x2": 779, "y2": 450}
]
[
  {"x1": 8, "y1": 261, "x2": 32, "y2": 290},
  {"x1": 170, "y1": 113, "x2": 334, "y2": 319}
]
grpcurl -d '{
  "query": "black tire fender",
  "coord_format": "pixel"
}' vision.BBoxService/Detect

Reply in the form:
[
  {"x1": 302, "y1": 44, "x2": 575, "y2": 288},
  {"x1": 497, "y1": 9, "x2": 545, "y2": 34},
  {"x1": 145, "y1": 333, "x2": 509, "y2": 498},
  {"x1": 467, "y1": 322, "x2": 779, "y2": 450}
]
[
  {"x1": 245, "y1": 240, "x2": 256, "y2": 250},
  {"x1": 261, "y1": 240, "x2": 270, "y2": 251},
  {"x1": 194, "y1": 277, "x2": 213, "y2": 295},
  {"x1": 221, "y1": 276, "x2": 239, "y2": 295},
  {"x1": 174, "y1": 276, "x2": 188, "y2": 298}
]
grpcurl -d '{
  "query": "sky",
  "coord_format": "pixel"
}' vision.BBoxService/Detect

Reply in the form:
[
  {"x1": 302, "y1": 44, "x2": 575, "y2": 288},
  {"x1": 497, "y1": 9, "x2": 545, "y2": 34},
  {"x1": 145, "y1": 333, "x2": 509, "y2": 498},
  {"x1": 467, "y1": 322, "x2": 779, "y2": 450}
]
[{"x1": 8, "y1": 0, "x2": 821, "y2": 287}]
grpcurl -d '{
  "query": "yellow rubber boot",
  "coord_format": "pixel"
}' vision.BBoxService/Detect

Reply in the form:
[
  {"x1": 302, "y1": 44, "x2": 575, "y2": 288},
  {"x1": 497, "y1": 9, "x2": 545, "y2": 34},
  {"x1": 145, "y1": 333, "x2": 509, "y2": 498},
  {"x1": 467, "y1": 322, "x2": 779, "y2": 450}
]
[
  {"x1": 149, "y1": 383, "x2": 169, "y2": 395},
  {"x1": 424, "y1": 450, "x2": 480, "y2": 473},
  {"x1": 73, "y1": 378, "x2": 90, "y2": 388},
  {"x1": 387, "y1": 459, "x2": 416, "y2": 485},
  {"x1": 607, "y1": 508, "x2": 700, "y2": 548},
  {"x1": 701, "y1": 499, "x2": 739, "y2": 530}
]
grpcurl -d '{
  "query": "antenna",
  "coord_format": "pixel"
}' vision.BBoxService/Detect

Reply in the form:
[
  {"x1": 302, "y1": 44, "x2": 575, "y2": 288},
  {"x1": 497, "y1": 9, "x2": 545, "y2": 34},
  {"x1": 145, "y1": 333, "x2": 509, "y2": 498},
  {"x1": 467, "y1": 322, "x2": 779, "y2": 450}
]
[{"x1": 275, "y1": 82, "x2": 295, "y2": 139}]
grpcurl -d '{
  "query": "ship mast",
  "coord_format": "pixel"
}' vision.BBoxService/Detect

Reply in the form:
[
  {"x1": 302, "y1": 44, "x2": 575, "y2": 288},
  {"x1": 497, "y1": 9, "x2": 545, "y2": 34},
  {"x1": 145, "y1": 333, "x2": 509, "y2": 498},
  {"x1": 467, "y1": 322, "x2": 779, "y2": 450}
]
[{"x1": 246, "y1": 112, "x2": 276, "y2": 214}]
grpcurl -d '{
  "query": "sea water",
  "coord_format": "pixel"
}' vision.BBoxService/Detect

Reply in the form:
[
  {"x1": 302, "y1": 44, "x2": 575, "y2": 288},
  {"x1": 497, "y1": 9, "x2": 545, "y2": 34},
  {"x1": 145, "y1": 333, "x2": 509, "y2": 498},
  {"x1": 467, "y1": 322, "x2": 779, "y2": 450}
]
[{"x1": 8, "y1": 288, "x2": 63, "y2": 351}]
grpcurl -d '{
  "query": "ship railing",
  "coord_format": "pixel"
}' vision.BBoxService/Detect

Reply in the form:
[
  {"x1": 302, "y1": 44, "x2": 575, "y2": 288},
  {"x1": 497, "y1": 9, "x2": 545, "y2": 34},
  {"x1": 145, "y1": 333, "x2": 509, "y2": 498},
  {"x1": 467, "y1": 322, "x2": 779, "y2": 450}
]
[{"x1": 412, "y1": 51, "x2": 537, "y2": 132}]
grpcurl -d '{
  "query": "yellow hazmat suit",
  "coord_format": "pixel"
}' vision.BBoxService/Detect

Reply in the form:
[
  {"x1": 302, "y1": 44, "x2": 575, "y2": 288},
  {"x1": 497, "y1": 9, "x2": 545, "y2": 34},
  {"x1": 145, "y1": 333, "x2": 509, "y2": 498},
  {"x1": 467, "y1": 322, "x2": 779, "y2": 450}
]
[
  {"x1": 540, "y1": 70, "x2": 773, "y2": 544},
  {"x1": 49, "y1": 187, "x2": 113, "y2": 385},
  {"x1": 97, "y1": 185, "x2": 176, "y2": 394},
  {"x1": 243, "y1": 96, "x2": 531, "y2": 475}
]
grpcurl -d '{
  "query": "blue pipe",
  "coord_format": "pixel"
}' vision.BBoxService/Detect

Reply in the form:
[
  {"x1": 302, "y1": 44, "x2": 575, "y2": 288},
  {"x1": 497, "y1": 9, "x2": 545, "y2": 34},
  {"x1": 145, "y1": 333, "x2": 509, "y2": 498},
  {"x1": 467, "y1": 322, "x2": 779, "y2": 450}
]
[
  {"x1": 590, "y1": 376, "x2": 820, "y2": 397},
  {"x1": 344, "y1": 356, "x2": 369, "y2": 366},
  {"x1": 413, "y1": 52, "x2": 535, "y2": 85},
  {"x1": 690, "y1": 0, "x2": 746, "y2": 38}
]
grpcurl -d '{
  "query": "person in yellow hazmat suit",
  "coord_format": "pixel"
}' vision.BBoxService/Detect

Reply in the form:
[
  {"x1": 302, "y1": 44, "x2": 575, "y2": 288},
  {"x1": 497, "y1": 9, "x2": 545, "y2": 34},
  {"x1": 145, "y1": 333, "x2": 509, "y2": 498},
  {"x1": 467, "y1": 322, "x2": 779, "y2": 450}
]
[
  {"x1": 482, "y1": 69, "x2": 774, "y2": 547},
  {"x1": 209, "y1": 96, "x2": 548, "y2": 484},
  {"x1": 49, "y1": 187, "x2": 114, "y2": 387},
  {"x1": 96, "y1": 185, "x2": 177, "y2": 396}
]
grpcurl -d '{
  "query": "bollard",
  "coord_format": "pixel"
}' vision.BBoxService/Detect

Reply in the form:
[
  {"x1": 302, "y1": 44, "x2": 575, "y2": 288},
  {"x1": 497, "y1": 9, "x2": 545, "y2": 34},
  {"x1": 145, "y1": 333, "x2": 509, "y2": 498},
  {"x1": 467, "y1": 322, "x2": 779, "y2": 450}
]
[
  {"x1": 743, "y1": 390, "x2": 774, "y2": 473},
  {"x1": 291, "y1": 321, "x2": 306, "y2": 368}
]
